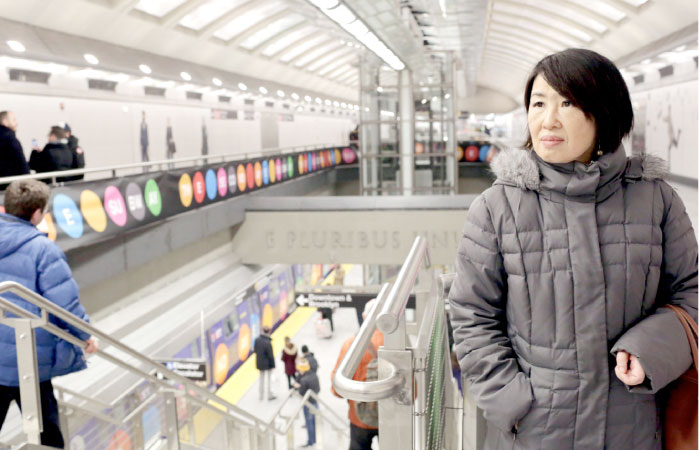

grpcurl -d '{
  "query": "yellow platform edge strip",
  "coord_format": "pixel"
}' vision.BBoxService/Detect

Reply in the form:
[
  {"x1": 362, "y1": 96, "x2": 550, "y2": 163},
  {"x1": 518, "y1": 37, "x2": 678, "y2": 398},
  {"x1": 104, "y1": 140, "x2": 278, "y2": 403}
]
[{"x1": 188, "y1": 306, "x2": 318, "y2": 445}]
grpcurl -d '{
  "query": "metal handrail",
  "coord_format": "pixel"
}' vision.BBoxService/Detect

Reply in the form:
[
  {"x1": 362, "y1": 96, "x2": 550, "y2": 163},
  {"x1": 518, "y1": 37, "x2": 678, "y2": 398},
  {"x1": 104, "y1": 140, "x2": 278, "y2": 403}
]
[
  {"x1": 0, "y1": 282, "x2": 268, "y2": 431},
  {"x1": 376, "y1": 236, "x2": 430, "y2": 334},
  {"x1": 332, "y1": 283, "x2": 404, "y2": 402},
  {"x1": 0, "y1": 142, "x2": 337, "y2": 184}
]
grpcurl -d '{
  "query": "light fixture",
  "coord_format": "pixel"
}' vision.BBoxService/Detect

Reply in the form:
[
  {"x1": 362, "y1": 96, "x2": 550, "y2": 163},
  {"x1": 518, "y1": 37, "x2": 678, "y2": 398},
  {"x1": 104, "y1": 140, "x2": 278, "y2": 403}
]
[
  {"x1": 341, "y1": 102, "x2": 347, "y2": 108},
  {"x1": 315, "y1": 97, "x2": 322, "y2": 104},
  {"x1": 306, "y1": 1, "x2": 405, "y2": 71},
  {"x1": 6, "y1": 40, "x2": 25, "y2": 53},
  {"x1": 641, "y1": 58, "x2": 651, "y2": 65},
  {"x1": 324, "y1": 99, "x2": 331, "y2": 106},
  {"x1": 238, "y1": 82, "x2": 248, "y2": 91},
  {"x1": 421, "y1": 98, "x2": 427, "y2": 104},
  {"x1": 444, "y1": 93, "x2": 450, "y2": 99},
  {"x1": 277, "y1": 89, "x2": 285, "y2": 97},
  {"x1": 83, "y1": 53, "x2": 99, "y2": 65},
  {"x1": 212, "y1": 77, "x2": 222, "y2": 86},
  {"x1": 259, "y1": 86, "x2": 268, "y2": 94},
  {"x1": 431, "y1": 96, "x2": 438, "y2": 102},
  {"x1": 674, "y1": 45, "x2": 687, "y2": 52},
  {"x1": 180, "y1": 71, "x2": 192, "y2": 81},
  {"x1": 305, "y1": 95, "x2": 312, "y2": 102},
  {"x1": 139, "y1": 64, "x2": 152, "y2": 74},
  {"x1": 376, "y1": 86, "x2": 383, "y2": 93},
  {"x1": 333, "y1": 101, "x2": 340, "y2": 107},
  {"x1": 291, "y1": 92, "x2": 300, "y2": 100}
]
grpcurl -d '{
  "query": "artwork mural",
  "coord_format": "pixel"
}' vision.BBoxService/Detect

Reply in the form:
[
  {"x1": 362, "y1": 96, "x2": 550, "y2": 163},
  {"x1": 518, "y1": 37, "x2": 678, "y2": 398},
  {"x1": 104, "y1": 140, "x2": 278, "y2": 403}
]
[
  {"x1": 637, "y1": 80, "x2": 698, "y2": 179},
  {"x1": 140, "y1": 111, "x2": 149, "y2": 162}
]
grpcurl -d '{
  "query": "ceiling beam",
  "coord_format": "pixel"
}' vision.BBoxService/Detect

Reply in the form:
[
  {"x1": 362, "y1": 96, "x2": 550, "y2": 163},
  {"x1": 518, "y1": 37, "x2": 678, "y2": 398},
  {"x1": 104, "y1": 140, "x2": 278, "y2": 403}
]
[
  {"x1": 285, "y1": 39, "x2": 335, "y2": 66},
  {"x1": 489, "y1": 19, "x2": 583, "y2": 49},
  {"x1": 318, "y1": 53, "x2": 358, "y2": 76},
  {"x1": 494, "y1": 11, "x2": 593, "y2": 43},
  {"x1": 262, "y1": 29, "x2": 325, "y2": 59},
  {"x1": 160, "y1": 0, "x2": 210, "y2": 28},
  {"x1": 196, "y1": 0, "x2": 260, "y2": 41},
  {"x1": 483, "y1": 47, "x2": 539, "y2": 67},
  {"x1": 308, "y1": 46, "x2": 356, "y2": 72},
  {"x1": 598, "y1": 0, "x2": 639, "y2": 16},
  {"x1": 481, "y1": 52, "x2": 535, "y2": 72},
  {"x1": 250, "y1": 21, "x2": 310, "y2": 55},
  {"x1": 499, "y1": 0, "x2": 612, "y2": 32},
  {"x1": 488, "y1": 30, "x2": 561, "y2": 54},
  {"x1": 277, "y1": 32, "x2": 328, "y2": 62},
  {"x1": 295, "y1": 42, "x2": 345, "y2": 69},
  {"x1": 111, "y1": 0, "x2": 141, "y2": 13},
  {"x1": 327, "y1": 64, "x2": 353, "y2": 80},
  {"x1": 485, "y1": 41, "x2": 547, "y2": 62},
  {"x1": 228, "y1": 9, "x2": 294, "y2": 47}
]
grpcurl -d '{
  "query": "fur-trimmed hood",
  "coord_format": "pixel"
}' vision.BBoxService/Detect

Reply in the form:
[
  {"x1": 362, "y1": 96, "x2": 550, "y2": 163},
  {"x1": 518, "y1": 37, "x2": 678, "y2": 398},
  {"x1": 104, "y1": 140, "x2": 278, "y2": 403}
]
[
  {"x1": 490, "y1": 147, "x2": 668, "y2": 192},
  {"x1": 283, "y1": 343, "x2": 297, "y2": 355}
]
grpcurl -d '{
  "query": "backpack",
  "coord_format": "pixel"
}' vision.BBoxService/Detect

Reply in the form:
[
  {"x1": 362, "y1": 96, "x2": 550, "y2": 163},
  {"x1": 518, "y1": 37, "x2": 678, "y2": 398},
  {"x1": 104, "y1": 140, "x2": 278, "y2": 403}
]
[{"x1": 354, "y1": 357, "x2": 378, "y2": 427}]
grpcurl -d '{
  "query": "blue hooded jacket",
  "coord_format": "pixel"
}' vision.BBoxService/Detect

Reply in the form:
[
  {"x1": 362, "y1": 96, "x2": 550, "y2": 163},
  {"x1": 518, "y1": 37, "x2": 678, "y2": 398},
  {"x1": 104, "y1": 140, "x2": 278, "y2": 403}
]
[{"x1": 0, "y1": 212, "x2": 90, "y2": 386}]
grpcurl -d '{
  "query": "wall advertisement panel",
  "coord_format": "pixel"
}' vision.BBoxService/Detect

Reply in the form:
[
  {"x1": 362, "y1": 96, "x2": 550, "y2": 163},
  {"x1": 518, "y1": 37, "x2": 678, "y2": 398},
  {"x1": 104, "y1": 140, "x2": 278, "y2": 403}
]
[{"x1": 1, "y1": 147, "x2": 352, "y2": 252}]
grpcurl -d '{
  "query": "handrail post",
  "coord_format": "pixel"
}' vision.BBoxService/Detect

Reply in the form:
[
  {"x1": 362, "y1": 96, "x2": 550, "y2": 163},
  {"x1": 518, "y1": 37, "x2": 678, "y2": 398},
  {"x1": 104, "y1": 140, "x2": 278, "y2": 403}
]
[
  {"x1": 13, "y1": 319, "x2": 43, "y2": 445},
  {"x1": 162, "y1": 390, "x2": 181, "y2": 450}
]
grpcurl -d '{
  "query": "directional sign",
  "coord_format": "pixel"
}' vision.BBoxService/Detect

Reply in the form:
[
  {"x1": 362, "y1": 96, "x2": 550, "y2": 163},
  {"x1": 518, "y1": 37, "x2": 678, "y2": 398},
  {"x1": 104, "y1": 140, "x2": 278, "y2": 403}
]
[
  {"x1": 154, "y1": 358, "x2": 208, "y2": 383},
  {"x1": 295, "y1": 290, "x2": 415, "y2": 311}
]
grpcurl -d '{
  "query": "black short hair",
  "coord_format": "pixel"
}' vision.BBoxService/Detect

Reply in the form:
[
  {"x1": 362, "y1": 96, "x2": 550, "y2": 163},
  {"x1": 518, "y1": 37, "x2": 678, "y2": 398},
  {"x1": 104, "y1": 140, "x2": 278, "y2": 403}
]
[
  {"x1": 523, "y1": 48, "x2": 633, "y2": 155},
  {"x1": 301, "y1": 345, "x2": 309, "y2": 353}
]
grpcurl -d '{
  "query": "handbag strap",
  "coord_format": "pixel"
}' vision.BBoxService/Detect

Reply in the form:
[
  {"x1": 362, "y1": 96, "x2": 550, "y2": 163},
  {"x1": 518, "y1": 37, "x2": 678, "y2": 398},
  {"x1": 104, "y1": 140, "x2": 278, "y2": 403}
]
[{"x1": 665, "y1": 304, "x2": 698, "y2": 370}]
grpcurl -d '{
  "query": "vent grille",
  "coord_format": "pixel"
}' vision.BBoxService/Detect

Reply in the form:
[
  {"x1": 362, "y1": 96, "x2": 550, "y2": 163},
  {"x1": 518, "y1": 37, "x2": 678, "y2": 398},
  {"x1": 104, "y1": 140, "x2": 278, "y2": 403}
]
[
  {"x1": 659, "y1": 65, "x2": 674, "y2": 78},
  {"x1": 218, "y1": 95, "x2": 231, "y2": 103},
  {"x1": 9, "y1": 69, "x2": 50, "y2": 84},
  {"x1": 88, "y1": 79, "x2": 117, "y2": 91},
  {"x1": 144, "y1": 86, "x2": 166, "y2": 97},
  {"x1": 633, "y1": 74, "x2": 645, "y2": 85},
  {"x1": 265, "y1": 101, "x2": 274, "y2": 108},
  {"x1": 244, "y1": 99, "x2": 254, "y2": 105},
  {"x1": 186, "y1": 91, "x2": 203, "y2": 100}
]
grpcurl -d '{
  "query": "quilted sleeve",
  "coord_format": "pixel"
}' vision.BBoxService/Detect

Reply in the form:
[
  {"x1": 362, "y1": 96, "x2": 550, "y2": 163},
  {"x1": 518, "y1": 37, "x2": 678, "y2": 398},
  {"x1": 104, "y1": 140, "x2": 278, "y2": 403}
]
[
  {"x1": 611, "y1": 184, "x2": 698, "y2": 393},
  {"x1": 37, "y1": 242, "x2": 91, "y2": 342},
  {"x1": 449, "y1": 193, "x2": 533, "y2": 432}
]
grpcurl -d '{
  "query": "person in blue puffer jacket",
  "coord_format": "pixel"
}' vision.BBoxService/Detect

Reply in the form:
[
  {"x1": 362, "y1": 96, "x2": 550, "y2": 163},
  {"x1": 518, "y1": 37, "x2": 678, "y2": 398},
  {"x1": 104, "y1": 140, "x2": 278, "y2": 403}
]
[{"x1": 0, "y1": 179, "x2": 98, "y2": 448}]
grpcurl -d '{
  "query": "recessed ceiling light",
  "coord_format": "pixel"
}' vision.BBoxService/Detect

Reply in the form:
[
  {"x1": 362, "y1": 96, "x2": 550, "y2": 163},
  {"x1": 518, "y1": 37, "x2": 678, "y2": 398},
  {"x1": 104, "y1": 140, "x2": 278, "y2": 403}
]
[
  {"x1": 139, "y1": 64, "x2": 152, "y2": 74},
  {"x1": 324, "y1": 99, "x2": 331, "y2": 106},
  {"x1": 212, "y1": 77, "x2": 222, "y2": 86},
  {"x1": 341, "y1": 102, "x2": 347, "y2": 108},
  {"x1": 7, "y1": 40, "x2": 25, "y2": 53},
  {"x1": 180, "y1": 71, "x2": 192, "y2": 81},
  {"x1": 238, "y1": 82, "x2": 248, "y2": 91},
  {"x1": 291, "y1": 92, "x2": 300, "y2": 100},
  {"x1": 277, "y1": 89, "x2": 285, "y2": 98},
  {"x1": 259, "y1": 86, "x2": 268, "y2": 94},
  {"x1": 421, "y1": 98, "x2": 428, "y2": 104},
  {"x1": 83, "y1": 53, "x2": 99, "y2": 65},
  {"x1": 333, "y1": 101, "x2": 339, "y2": 107},
  {"x1": 305, "y1": 95, "x2": 312, "y2": 102},
  {"x1": 376, "y1": 86, "x2": 383, "y2": 93},
  {"x1": 444, "y1": 93, "x2": 451, "y2": 99},
  {"x1": 315, "y1": 97, "x2": 322, "y2": 104}
]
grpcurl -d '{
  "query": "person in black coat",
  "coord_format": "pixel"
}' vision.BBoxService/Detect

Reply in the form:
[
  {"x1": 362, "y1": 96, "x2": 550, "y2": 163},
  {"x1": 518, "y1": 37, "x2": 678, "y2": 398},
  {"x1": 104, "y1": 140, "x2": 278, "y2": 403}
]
[
  {"x1": 0, "y1": 111, "x2": 29, "y2": 190},
  {"x1": 253, "y1": 326, "x2": 276, "y2": 401},
  {"x1": 293, "y1": 356, "x2": 320, "y2": 448},
  {"x1": 62, "y1": 123, "x2": 84, "y2": 181},
  {"x1": 29, "y1": 126, "x2": 74, "y2": 183}
]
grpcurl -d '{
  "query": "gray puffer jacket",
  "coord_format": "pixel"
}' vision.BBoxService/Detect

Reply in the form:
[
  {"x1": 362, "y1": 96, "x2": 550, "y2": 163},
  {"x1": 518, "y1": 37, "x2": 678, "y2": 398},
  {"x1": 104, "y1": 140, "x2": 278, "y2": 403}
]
[{"x1": 449, "y1": 147, "x2": 697, "y2": 450}]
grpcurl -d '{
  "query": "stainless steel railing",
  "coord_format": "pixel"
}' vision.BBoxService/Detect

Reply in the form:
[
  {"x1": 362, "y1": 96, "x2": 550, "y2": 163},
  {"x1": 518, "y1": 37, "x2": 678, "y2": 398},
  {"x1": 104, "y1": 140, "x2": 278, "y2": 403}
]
[
  {"x1": 0, "y1": 281, "x2": 348, "y2": 449},
  {"x1": 0, "y1": 143, "x2": 337, "y2": 186},
  {"x1": 331, "y1": 236, "x2": 462, "y2": 450}
]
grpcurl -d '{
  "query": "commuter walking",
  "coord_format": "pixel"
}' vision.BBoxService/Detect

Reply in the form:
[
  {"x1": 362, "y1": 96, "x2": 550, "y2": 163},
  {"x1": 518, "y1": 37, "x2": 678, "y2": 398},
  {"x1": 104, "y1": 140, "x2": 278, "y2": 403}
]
[
  {"x1": 331, "y1": 299, "x2": 383, "y2": 450},
  {"x1": 254, "y1": 326, "x2": 276, "y2": 401},
  {"x1": 300, "y1": 345, "x2": 318, "y2": 373},
  {"x1": 0, "y1": 111, "x2": 29, "y2": 189},
  {"x1": 449, "y1": 49, "x2": 697, "y2": 450},
  {"x1": 0, "y1": 180, "x2": 98, "y2": 448},
  {"x1": 62, "y1": 123, "x2": 85, "y2": 181},
  {"x1": 166, "y1": 118, "x2": 176, "y2": 160},
  {"x1": 29, "y1": 126, "x2": 74, "y2": 183},
  {"x1": 293, "y1": 356, "x2": 320, "y2": 448},
  {"x1": 281, "y1": 336, "x2": 298, "y2": 389}
]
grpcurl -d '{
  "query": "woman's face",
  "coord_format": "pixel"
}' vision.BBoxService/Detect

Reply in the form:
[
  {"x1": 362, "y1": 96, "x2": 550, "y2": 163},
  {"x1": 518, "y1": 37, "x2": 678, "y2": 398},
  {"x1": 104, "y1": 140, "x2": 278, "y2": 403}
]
[{"x1": 527, "y1": 75, "x2": 597, "y2": 164}]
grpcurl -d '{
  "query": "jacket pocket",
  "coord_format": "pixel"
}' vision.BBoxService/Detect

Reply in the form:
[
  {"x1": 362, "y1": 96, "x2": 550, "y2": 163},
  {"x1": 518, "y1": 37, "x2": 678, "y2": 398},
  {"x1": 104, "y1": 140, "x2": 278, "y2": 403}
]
[{"x1": 516, "y1": 365, "x2": 553, "y2": 435}]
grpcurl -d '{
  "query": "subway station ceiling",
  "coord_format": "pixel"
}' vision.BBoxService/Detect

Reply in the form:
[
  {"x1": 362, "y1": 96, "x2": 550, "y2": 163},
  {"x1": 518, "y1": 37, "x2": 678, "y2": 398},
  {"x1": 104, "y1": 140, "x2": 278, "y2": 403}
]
[{"x1": 0, "y1": 0, "x2": 696, "y2": 109}]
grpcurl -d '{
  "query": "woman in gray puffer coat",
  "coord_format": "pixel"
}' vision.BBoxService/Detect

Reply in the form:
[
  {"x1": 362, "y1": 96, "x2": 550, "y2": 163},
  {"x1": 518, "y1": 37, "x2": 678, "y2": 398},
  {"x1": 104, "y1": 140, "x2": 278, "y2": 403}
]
[{"x1": 449, "y1": 48, "x2": 697, "y2": 450}]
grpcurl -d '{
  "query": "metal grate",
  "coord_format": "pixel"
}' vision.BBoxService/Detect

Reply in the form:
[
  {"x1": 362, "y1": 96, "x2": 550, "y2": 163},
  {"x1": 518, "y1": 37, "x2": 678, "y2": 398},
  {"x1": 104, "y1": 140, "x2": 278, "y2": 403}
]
[
  {"x1": 425, "y1": 303, "x2": 447, "y2": 450},
  {"x1": 9, "y1": 69, "x2": 50, "y2": 84}
]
